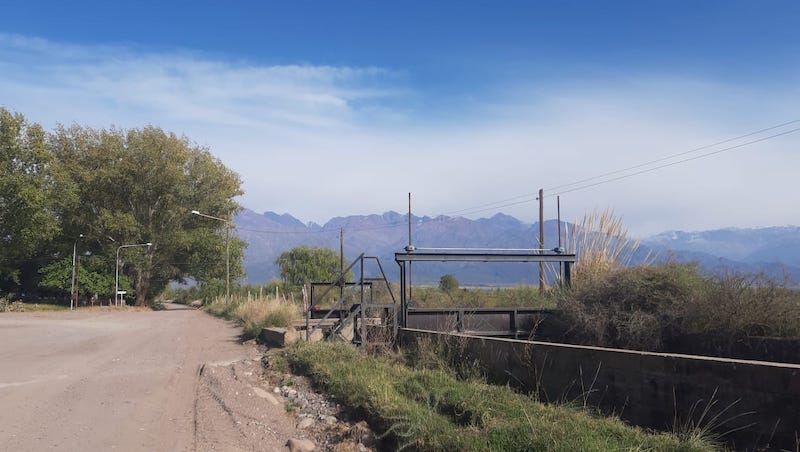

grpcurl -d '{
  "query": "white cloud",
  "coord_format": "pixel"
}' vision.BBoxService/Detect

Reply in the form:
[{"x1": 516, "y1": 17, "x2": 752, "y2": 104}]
[{"x1": 1, "y1": 33, "x2": 798, "y2": 237}]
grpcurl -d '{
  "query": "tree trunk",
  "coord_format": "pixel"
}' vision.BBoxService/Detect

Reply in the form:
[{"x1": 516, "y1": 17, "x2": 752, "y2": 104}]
[{"x1": 135, "y1": 269, "x2": 151, "y2": 306}]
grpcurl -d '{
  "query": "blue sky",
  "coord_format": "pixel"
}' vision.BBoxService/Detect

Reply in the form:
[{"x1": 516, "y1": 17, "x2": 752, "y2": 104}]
[{"x1": 1, "y1": 1, "x2": 799, "y2": 236}]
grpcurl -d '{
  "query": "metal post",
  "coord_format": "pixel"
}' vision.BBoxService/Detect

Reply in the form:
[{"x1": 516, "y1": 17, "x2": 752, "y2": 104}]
[
  {"x1": 305, "y1": 285, "x2": 310, "y2": 342},
  {"x1": 74, "y1": 254, "x2": 81, "y2": 308},
  {"x1": 115, "y1": 247, "x2": 121, "y2": 307},
  {"x1": 359, "y1": 256, "x2": 365, "y2": 348},
  {"x1": 557, "y1": 195, "x2": 563, "y2": 281},
  {"x1": 407, "y1": 193, "x2": 413, "y2": 302},
  {"x1": 340, "y1": 227, "x2": 344, "y2": 301},
  {"x1": 538, "y1": 188, "x2": 545, "y2": 293},
  {"x1": 398, "y1": 262, "x2": 406, "y2": 328},
  {"x1": 70, "y1": 240, "x2": 77, "y2": 310},
  {"x1": 226, "y1": 222, "x2": 230, "y2": 304}
]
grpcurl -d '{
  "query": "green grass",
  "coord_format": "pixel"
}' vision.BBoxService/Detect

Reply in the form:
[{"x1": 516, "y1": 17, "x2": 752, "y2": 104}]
[
  {"x1": 284, "y1": 342, "x2": 717, "y2": 451},
  {"x1": 410, "y1": 285, "x2": 557, "y2": 309},
  {"x1": 0, "y1": 300, "x2": 68, "y2": 312}
]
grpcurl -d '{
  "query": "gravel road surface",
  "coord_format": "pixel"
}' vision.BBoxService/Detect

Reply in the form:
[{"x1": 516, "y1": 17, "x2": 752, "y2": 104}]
[{"x1": 0, "y1": 304, "x2": 297, "y2": 451}]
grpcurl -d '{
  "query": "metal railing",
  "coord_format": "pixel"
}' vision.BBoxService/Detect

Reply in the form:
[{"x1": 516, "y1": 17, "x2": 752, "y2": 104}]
[{"x1": 305, "y1": 254, "x2": 398, "y2": 347}]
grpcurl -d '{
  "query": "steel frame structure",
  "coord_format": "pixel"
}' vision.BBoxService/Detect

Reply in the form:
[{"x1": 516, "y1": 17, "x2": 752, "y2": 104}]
[{"x1": 395, "y1": 249, "x2": 576, "y2": 328}]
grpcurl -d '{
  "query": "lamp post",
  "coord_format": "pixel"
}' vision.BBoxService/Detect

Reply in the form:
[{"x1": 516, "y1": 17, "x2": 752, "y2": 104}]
[
  {"x1": 115, "y1": 242, "x2": 152, "y2": 306},
  {"x1": 70, "y1": 234, "x2": 84, "y2": 310},
  {"x1": 191, "y1": 209, "x2": 231, "y2": 303}
]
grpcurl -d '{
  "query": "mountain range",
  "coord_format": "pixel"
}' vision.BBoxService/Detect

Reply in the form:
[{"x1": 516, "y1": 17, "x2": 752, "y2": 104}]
[{"x1": 234, "y1": 209, "x2": 800, "y2": 286}]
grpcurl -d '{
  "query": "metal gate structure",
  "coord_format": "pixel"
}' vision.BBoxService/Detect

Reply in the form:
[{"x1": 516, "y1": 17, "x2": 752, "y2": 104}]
[
  {"x1": 303, "y1": 248, "x2": 576, "y2": 345},
  {"x1": 304, "y1": 254, "x2": 398, "y2": 348},
  {"x1": 395, "y1": 247, "x2": 576, "y2": 337}
]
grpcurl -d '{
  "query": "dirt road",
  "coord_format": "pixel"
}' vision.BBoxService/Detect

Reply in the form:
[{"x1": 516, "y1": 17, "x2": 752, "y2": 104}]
[{"x1": 0, "y1": 304, "x2": 296, "y2": 451}]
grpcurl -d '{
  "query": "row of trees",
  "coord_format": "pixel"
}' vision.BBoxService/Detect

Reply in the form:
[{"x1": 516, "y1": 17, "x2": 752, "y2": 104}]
[{"x1": 0, "y1": 107, "x2": 245, "y2": 305}]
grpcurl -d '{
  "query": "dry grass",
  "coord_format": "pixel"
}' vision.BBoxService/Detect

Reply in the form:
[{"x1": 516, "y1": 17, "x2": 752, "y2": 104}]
[
  {"x1": 566, "y1": 208, "x2": 652, "y2": 284},
  {"x1": 206, "y1": 293, "x2": 302, "y2": 339}
]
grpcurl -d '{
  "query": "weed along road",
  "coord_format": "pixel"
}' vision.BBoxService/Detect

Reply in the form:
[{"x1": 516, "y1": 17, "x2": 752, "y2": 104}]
[{"x1": 0, "y1": 303, "x2": 296, "y2": 451}]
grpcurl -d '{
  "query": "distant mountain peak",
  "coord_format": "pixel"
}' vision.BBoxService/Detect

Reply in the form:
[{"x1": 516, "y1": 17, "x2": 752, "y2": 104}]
[
  {"x1": 260, "y1": 211, "x2": 306, "y2": 228},
  {"x1": 234, "y1": 209, "x2": 800, "y2": 285}
]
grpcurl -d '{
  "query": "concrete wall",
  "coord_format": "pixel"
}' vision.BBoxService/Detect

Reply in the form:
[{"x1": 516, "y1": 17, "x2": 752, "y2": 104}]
[{"x1": 399, "y1": 328, "x2": 800, "y2": 451}]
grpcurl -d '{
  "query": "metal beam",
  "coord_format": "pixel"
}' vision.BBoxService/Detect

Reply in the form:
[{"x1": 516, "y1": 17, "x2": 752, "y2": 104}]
[{"x1": 394, "y1": 252, "x2": 576, "y2": 263}]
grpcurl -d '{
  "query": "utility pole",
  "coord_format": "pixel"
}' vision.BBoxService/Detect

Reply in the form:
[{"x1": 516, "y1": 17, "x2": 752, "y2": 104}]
[{"x1": 538, "y1": 188, "x2": 545, "y2": 294}]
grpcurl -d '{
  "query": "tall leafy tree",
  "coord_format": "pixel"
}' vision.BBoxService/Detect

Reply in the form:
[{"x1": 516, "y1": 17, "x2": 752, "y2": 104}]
[
  {"x1": 0, "y1": 108, "x2": 75, "y2": 290},
  {"x1": 276, "y1": 246, "x2": 352, "y2": 288},
  {"x1": 51, "y1": 125, "x2": 244, "y2": 305},
  {"x1": 38, "y1": 256, "x2": 125, "y2": 299}
]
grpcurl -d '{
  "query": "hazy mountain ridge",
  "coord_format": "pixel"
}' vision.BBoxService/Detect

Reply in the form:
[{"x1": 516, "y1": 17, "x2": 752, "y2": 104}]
[
  {"x1": 645, "y1": 227, "x2": 800, "y2": 268},
  {"x1": 235, "y1": 208, "x2": 800, "y2": 285}
]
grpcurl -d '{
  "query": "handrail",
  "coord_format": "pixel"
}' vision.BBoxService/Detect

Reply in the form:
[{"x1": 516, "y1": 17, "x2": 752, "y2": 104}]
[
  {"x1": 364, "y1": 256, "x2": 397, "y2": 305},
  {"x1": 306, "y1": 253, "x2": 365, "y2": 341}
]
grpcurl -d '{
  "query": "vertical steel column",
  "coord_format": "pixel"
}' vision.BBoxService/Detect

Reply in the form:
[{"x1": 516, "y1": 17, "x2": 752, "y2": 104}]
[
  {"x1": 538, "y1": 188, "x2": 545, "y2": 293},
  {"x1": 306, "y1": 284, "x2": 312, "y2": 341},
  {"x1": 359, "y1": 256, "x2": 365, "y2": 348},
  {"x1": 398, "y1": 262, "x2": 406, "y2": 328}
]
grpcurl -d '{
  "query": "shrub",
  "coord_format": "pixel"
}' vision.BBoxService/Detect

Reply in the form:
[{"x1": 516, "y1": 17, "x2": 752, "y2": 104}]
[
  {"x1": 438, "y1": 274, "x2": 459, "y2": 292},
  {"x1": 558, "y1": 263, "x2": 704, "y2": 350},
  {"x1": 682, "y1": 271, "x2": 800, "y2": 339},
  {"x1": 559, "y1": 262, "x2": 800, "y2": 351}
]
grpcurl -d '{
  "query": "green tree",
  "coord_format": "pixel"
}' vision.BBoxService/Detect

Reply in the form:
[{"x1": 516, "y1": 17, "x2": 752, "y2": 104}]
[
  {"x1": 50, "y1": 125, "x2": 244, "y2": 305},
  {"x1": 439, "y1": 274, "x2": 459, "y2": 292},
  {"x1": 276, "y1": 246, "x2": 352, "y2": 289},
  {"x1": 38, "y1": 256, "x2": 125, "y2": 299},
  {"x1": 0, "y1": 108, "x2": 76, "y2": 290}
]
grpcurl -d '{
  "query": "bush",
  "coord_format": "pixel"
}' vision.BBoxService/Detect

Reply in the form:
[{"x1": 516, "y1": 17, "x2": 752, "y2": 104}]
[
  {"x1": 559, "y1": 263, "x2": 703, "y2": 350},
  {"x1": 559, "y1": 263, "x2": 800, "y2": 351},
  {"x1": 438, "y1": 274, "x2": 459, "y2": 292},
  {"x1": 683, "y1": 271, "x2": 800, "y2": 339}
]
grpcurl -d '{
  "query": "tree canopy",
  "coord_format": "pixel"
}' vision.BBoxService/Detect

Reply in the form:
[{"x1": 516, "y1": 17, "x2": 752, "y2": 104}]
[
  {"x1": 0, "y1": 108, "x2": 76, "y2": 287},
  {"x1": 0, "y1": 108, "x2": 245, "y2": 305},
  {"x1": 439, "y1": 274, "x2": 460, "y2": 292},
  {"x1": 276, "y1": 246, "x2": 352, "y2": 288}
]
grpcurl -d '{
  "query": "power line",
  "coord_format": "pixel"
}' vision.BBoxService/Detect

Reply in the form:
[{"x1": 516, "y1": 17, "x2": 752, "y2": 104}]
[
  {"x1": 546, "y1": 119, "x2": 800, "y2": 193},
  {"x1": 440, "y1": 119, "x2": 800, "y2": 216},
  {"x1": 552, "y1": 125, "x2": 800, "y2": 196}
]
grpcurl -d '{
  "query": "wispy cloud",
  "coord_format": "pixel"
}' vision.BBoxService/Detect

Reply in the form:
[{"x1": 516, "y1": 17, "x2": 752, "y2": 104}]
[
  {"x1": 1, "y1": 34, "x2": 797, "y2": 236},
  {"x1": 0, "y1": 34, "x2": 397, "y2": 132}
]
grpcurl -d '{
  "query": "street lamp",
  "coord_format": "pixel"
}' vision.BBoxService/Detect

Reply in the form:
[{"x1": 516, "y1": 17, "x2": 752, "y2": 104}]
[
  {"x1": 115, "y1": 242, "x2": 152, "y2": 306},
  {"x1": 191, "y1": 209, "x2": 231, "y2": 303},
  {"x1": 70, "y1": 234, "x2": 84, "y2": 310}
]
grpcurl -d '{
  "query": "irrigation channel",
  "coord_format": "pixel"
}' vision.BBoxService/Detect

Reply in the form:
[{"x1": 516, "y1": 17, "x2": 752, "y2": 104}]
[{"x1": 292, "y1": 249, "x2": 798, "y2": 450}]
